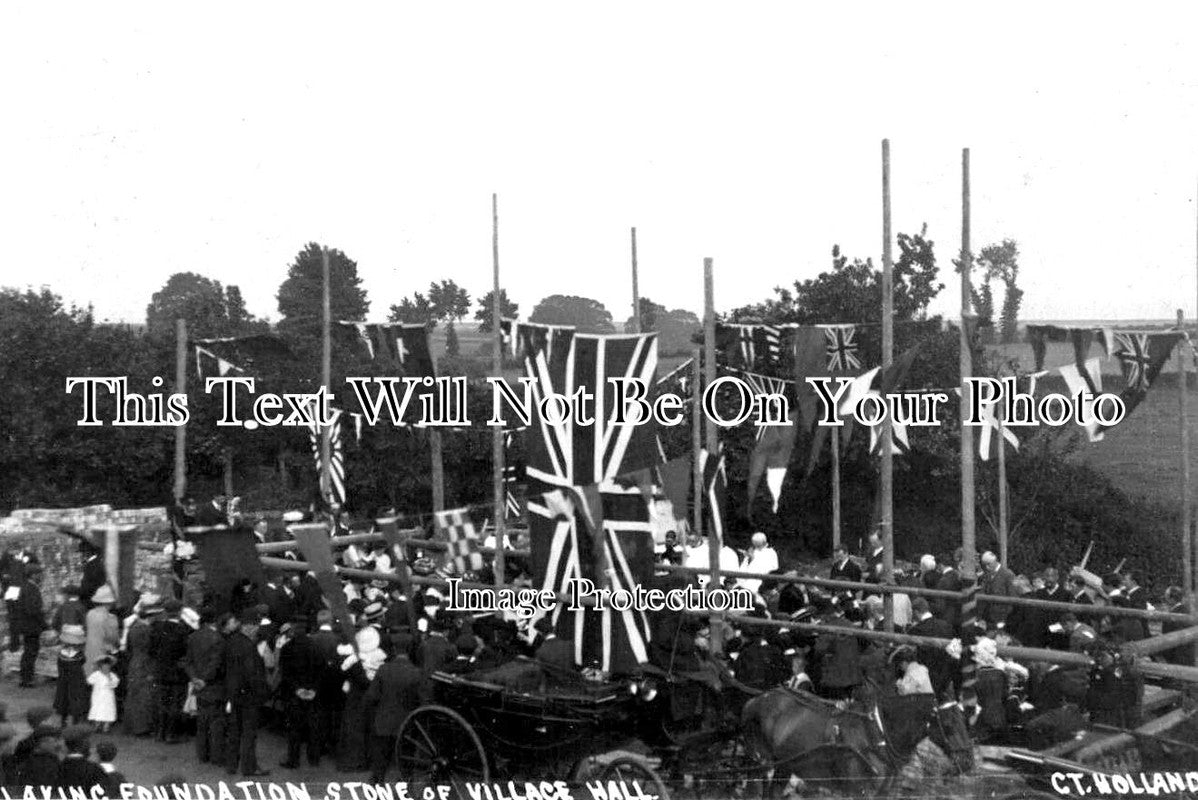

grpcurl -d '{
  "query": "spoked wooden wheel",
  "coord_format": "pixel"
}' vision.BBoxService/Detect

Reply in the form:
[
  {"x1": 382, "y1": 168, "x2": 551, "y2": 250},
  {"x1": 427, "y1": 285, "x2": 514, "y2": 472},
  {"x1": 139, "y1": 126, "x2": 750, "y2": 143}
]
[
  {"x1": 598, "y1": 757, "x2": 671, "y2": 800},
  {"x1": 395, "y1": 705, "x2": 490, "y2": 784}
]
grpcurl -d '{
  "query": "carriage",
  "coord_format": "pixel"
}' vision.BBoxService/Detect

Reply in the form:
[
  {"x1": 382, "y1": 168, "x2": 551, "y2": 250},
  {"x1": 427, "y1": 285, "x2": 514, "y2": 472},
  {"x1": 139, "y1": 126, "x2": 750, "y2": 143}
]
[{"x1": 391, "y1": 648, "x2": 1198, "y2": 800}]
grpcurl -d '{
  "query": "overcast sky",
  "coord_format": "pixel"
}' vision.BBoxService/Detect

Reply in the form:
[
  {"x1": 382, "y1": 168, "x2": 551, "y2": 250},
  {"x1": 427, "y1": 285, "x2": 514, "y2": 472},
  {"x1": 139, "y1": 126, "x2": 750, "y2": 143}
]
[{"x1": 3, "y1": 3, "x2": 1197, "y2": 326}]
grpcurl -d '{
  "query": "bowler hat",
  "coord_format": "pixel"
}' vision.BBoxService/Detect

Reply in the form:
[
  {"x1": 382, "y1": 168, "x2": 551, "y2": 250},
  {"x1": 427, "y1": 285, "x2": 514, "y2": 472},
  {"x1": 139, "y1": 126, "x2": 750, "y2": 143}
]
[{"x1": 90, "y1": 585, "x2": 116, "y2": 605}]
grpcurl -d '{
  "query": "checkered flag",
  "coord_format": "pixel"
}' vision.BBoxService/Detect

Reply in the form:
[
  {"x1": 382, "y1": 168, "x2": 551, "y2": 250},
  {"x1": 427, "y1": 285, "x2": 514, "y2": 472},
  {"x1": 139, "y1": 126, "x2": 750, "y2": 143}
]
[{"x1": 434, "y1": 508, "x2": 485, "y2": 574}]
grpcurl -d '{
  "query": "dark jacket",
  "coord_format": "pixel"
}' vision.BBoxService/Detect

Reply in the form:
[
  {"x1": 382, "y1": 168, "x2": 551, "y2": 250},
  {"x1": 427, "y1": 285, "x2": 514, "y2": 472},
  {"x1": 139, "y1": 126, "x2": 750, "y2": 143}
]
[
  {"x1": 60, "y1": 754, "x2": 108, "y2": 793},
  {"x1": 224, "y1": 630, "x2": 269, "y2": 707},
  {"x1": 933, "y1": 568, "x2": 963, "y2": 630},
  {"x1": 829, "y1": 558, "x2": 863, "y2": 585},
  {"x1": 733, "y1": 639, "x2": 788, "y2": 690},
  {"x1": 1112, "y1": 587, "x2": 1149, "y2": 643},
  {"x1": 16, "y1": 751, "x2": 62, "y2": 789},
  {"x1": 979, "y1": 565, "x2": 1016, "y2": 627},
  {"x1": 184, "y1": 625, "x2": 227, "y2": 703},
  {"x1": 909, "y1": 615, "x2": 956, "y2": 695},
  {"x1": 80, "y1": 555, "x2": 107, "y2": 607},
  {"x1": 53, "y1": 598, "x2": 86, "y2": 632},
  {"x1": 417, "y1": 632, "x2": 458, "y2": 675},
  {"x1": 363, "y1": 655, "x2": 431, "y2": 736},
  {"x1": 279, "y1": 631, "x2": 323, "y2": 695},
  {"x1": 534, "y1": 636, "x2": 576, "y2": 673},
  {"x1": 11, "y1": 578, "x2": 45, "y2": 635},
  {"x1": 259, "y1": 583, "x2": 296, "y2": 628},
  {"x1": 814, "y1": 616, "x2": 861, "y2": 689},
  {"x1": 151, "y1": 617, "x2": 192, "y2": 684}
]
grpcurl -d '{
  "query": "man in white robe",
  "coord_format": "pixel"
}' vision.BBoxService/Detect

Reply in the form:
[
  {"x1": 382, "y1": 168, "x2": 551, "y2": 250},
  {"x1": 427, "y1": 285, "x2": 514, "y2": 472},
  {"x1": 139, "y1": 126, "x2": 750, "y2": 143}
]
[{"x1": 739, "y1": 533, "x2": 779, "y2": 596}]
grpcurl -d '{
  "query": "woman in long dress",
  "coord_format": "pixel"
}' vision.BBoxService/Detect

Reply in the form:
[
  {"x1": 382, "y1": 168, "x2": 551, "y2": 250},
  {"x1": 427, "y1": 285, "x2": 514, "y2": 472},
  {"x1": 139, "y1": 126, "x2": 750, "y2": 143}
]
[{"x1": 123, "y1": 599, "x2": 162, "y2": 736}]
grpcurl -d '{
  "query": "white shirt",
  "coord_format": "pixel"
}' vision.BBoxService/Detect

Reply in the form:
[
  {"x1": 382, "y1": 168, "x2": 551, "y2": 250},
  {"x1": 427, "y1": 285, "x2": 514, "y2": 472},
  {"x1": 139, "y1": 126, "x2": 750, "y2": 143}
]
[{"x1": 739, "y1": 546, "x2": 779, "y2": 595}]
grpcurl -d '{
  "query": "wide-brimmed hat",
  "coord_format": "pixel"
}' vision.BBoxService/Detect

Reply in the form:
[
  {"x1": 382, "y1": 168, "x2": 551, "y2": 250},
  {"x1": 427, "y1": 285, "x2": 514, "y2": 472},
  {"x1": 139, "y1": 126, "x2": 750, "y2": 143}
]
[
  {"x1": 90, "y1": 585, "x2": 116, "y2": 605},
  {"x1": 362, "y1": 602, "x2": 385, "y2": 622},
  {"x1": 60, "y1": 624, "x2": 85, "y2": 645}
]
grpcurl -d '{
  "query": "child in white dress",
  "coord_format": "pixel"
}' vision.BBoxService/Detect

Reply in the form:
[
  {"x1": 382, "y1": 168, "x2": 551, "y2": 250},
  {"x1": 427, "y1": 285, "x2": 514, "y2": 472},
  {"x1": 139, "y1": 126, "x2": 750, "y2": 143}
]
[{"x1": 87, "y1": 655, "x2": 120, "y2": 732}]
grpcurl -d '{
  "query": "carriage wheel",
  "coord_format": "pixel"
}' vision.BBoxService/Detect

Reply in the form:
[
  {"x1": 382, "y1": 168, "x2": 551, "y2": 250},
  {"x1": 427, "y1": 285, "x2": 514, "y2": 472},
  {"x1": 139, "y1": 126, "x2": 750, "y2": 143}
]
[
  {"x1": 395, "y1": 705, "x2": 490, "y2": 784},
  {"x1": 598, "y1": 757, "x2": 671, "y2": 800}
]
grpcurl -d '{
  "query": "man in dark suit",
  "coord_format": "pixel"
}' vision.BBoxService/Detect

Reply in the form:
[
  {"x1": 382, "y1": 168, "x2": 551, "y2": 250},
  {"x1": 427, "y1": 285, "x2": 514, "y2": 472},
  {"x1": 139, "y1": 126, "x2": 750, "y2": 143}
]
[
  {"x1": 223, "y1": 609, "x2": 270, "y2": 777},
  {"x1": 829, "y1": 544, "x2": 863, "y2": 585},
  {"x1": 1161, "y1": 586, "x2": 1193, "y2": 665},
  {"x1": 308, "y1": 609, "x2": 343, "y2": 759},
  {"x1": 363, "y1": 645, "x2": 431, "y2": 784},
  {"x1": 533, "y1": 617, "x2": 575, "y2": 673},
  {"x1": 279, "y1": 619, "x2": 323, "y2": 769},
  {"x1": 813, "y1": 598, "x2": 861, "y2": 700},
  {"x1": 59, "y1": 725, "x2": 107, "y2": 792},
  {"x1": 183, "y1": 604, "x2": 226, "y2": 764},
  {"x1": 908, "y1": 598, "x2": 956, "y2": 697},
  {"x1": 79, "y1": 543, "x2": 107, "y2": 611},
  {"x1": 979, "y1": 551, "x2": 1016, "y2": 631},
  {"x1": 1112, "y1": 572, "x2": 1149, "y2": 643},
  {"x1": 416, "y1": 616, "x2": 458, "y2": 675},
  {"x1": 194, "y1": 495, "x2": 230, "y2": 528},
  {"x1": 863, "y1": 532, "x2": 884, "y2": 584},
  {"x1": 259, "y1": 573, "x2": 297, "y2": 631},
  {"x1": 933, "y1": 551, "x2": 963, "y2": 631},
  {"x1": 151, "y1": 599, "x2": 192, "y2": 742},
  {"x1": 732, "y1": 634, "x2": 788, "y2": 691},
  {"x1": 12, "y1": 565, "x2": 46, "y2": 687}
]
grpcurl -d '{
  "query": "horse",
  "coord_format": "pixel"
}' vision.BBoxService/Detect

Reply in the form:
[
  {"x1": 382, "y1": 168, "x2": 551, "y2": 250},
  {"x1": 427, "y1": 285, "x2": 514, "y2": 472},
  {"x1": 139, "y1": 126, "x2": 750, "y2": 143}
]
[{"x1": 741, "y1": 688, "x2": 974, "y2": 796}]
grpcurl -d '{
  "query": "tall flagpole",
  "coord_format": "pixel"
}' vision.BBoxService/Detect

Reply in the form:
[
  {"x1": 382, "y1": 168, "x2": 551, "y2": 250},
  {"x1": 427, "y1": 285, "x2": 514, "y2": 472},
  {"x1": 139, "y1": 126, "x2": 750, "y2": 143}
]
[
  {"x1": 691, "y1": 351, "x2": 703, "y2": 541},
  {"x1": 1178, "y1": 308, "x2": 1192, "y2": 596},
  {"x1": 492, "y1": 194, "x2": 506, "y2": 589},
  {"x1": 631, "y1": 227, "x2": 641, "y2": 333},
  {"x1": 997, "y1": 410, "x2": 1009, "y2": 566},
  {"x1": 880, "y1": 140, "x2": 895, "y2": 632},
  {"x1": 960, "y1": 150, "x2": 977, "y2": 577},
  {"x1": 321, "y1": 247, "x2": 332, "y2": 508},
  {"x1": 703, "y1": 257, "x2": 722, "y2": 654},
  {"x1": 173, "y1": 318, "x2": 188, "y2": 503},
  {"x1": 831, "y1": 428, "x2": 842, "y2": 551}
]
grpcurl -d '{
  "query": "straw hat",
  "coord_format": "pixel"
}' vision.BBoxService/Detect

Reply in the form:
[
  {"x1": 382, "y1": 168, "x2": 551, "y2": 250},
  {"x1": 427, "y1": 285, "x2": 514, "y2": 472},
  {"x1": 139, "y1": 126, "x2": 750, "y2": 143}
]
[{"x1": 60, "y1": 624, "x2": 85, "y2": 646}]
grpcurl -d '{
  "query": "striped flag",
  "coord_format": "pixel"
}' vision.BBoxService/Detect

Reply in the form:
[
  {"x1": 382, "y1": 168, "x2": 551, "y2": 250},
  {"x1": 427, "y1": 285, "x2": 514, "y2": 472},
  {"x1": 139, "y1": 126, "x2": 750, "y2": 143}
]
[
  {"x1": 698, "y1": 446, "x2": 728, "y2": 545},
  {"x1": 502, "y1": 429, "x2": 523, "y2": 519},
  {"x1": 528, "y1": 480, "x2": 653, "y2": 673},
  {"x1": 434, "y1": 508, "x2": 485, "y2": 575},
  {"x1": 307, "y1": 406, "x2": 346, "y2": 506}
]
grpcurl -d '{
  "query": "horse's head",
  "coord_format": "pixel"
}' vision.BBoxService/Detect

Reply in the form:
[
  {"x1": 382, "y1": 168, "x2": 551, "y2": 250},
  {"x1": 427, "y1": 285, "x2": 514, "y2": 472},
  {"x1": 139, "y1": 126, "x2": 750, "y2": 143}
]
[{"x1": 927, "y1": 698, "x2": 975, "y2": 774}]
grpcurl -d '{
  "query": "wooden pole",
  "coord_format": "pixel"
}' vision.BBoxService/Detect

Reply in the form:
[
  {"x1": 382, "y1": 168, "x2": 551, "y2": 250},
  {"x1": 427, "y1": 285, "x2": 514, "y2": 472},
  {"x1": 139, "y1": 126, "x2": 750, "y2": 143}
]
[
  {"x1": 173, "y1": 318, "x2": 187, "y2": 502},
  {"x1": 320, "y1": 247, "x2": 332, "y2": 506},
  {"x1": 492, "y1": 193, "x2": 506, "y2": 587},
  {"x1": 1178, "y1": 309, "x2": 1193, "y2": 597},
  {"x1": 703, "y1": 257, "x2": 722, "y2": 654},
  {"x1": 880, "y1": 139, "x2": 895, "y2": 632},
  {"x1": 691, "y1": 351, "x2": 703, "y2": 542},
  {"x1": 831, "y1": 427, "x2": 842, "y2": 550},
  {"x1": 630, "y1": 227, "x2": 641, "y2": 334},
  {"x1": 997, "y1": 409, "x2": 1009, "y2": 566},
  {"x1": 959, "y1": 149, "x2": 977, "y2": 580}
]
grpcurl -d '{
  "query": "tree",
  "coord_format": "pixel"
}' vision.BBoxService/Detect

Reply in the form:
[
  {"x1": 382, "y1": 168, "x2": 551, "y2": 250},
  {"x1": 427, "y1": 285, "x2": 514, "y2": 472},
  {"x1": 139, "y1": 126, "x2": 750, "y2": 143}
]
[
  {"x1": 977, "y1": 240, "x2": 1023, "y2": 344},
  {"x1": 635, "y1": 297, "x2": 661, "y2": 332},
  {"x1": 529, "y1": 295, "x2": 615, "y2": 333},
  {"x1": 276, "y1": 243, "x2": 369, "y2": 351},
  {"x1": 146, "y1": 273, "x2": 232, "y2": 342},
  {"x1": 427, "y1": 280, "x2": 471, "y2": 357},
  {"x1": 624, "y1": 299, "x2": 699, "y2": 355},
  {"x1": 474, "y1": 289, "x2": 519, "y2": 333},
  {"x1": 389, "y1": 292, "x2": 435, "y2": 329},
  {"x1": 729, "y1": 226, "x2": 943, "y2": 326}
]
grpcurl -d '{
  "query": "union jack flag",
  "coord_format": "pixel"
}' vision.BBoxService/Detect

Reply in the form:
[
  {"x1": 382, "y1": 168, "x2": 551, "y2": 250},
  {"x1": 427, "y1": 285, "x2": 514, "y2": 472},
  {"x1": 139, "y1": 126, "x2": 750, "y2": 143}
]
[
  {"x1": 824, "y1": 325, "x2": 860, "y2": 372},
  {"x1": 756, "y1": 325, "x2": 782, "y2": 367},
  {"x1": 1113, "y1": 333, "x2": 1152, "y2": 393},
  {"x1": 525, "y1": 333, "x2": 660, "y2": 489},
  {"x1": 434, "y1": 508, "x2": 485, "y2": 575},
  {"x1": 528, "y1": 481, "x2": 653, "y2": 673},
  {"x1": 725, "y1": 367, "x2": 794, "y2": 442},
  {"x1": 503, "y1": 428, "x2": 523, "y2": 519}
]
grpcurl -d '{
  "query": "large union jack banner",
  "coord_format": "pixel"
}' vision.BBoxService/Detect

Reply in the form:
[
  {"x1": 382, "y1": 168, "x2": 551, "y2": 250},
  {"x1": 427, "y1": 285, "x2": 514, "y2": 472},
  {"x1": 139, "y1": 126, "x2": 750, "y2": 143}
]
[
  {"x1": 527, "y1": 480, "x2": 654, "y2": 673},
  {"x1": 1104, "y1": 330, "x2": 1186, "y2": 432},
  {"x1": 523, "y1": 331, "x2": 660, "y2": 674},
  {"x1": 525, "y1": 332, "x2": 660, "y2": 489}
]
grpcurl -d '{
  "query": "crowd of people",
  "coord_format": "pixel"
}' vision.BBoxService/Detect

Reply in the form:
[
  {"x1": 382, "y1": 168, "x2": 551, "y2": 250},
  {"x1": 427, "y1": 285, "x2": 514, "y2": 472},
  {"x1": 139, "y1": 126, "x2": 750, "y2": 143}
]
[{"x1": 0, "y1": 507, "x2": 1187, "y2": 790}]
